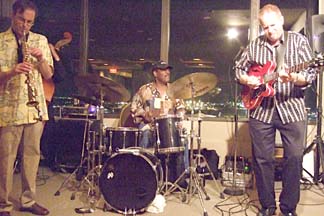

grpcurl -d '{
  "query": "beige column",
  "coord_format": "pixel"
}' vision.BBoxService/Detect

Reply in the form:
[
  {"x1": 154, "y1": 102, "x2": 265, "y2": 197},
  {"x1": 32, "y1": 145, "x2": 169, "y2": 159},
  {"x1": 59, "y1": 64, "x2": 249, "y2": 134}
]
[
  {"x1": 79, "y1": 0, "x2": 89, "y2": 75},
  {"x1": 160, "y1": 0, "x2": 170, "y2": 62},
  {"x1": 249, "y1": 0, "x2": 260, "y2": 41}
]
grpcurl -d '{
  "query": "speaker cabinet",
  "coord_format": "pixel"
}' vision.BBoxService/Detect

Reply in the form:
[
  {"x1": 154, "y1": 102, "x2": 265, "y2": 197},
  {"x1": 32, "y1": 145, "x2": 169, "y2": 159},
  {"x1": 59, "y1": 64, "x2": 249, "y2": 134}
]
[{"x1": 42, "y1": 118, "x2": 93, "y2": 169}]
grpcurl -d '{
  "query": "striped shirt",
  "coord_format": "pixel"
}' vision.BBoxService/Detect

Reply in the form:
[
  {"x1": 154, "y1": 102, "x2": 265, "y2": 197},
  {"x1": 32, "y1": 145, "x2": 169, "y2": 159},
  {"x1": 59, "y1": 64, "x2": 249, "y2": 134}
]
[{"x1": 235, "y1": 31, "x2": 317, "y2": 124}]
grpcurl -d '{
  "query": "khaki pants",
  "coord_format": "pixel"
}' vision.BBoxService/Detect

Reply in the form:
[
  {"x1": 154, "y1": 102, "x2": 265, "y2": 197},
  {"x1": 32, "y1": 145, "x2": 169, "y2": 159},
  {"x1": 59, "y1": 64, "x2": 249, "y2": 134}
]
[{"x1": 0, "y1": 122, "x2": 44, "y2": 212}]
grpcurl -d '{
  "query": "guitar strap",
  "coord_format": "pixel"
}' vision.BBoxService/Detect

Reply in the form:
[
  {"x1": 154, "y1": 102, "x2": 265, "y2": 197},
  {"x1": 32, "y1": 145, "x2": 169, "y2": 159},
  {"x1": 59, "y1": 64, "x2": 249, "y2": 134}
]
[{"x1": 275, "y1": 31, "x2": 288, "y2": 72}]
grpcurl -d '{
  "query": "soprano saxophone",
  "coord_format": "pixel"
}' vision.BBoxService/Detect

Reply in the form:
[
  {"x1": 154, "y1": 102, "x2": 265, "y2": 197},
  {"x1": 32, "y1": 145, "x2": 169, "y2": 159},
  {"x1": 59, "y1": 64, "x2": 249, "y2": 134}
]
[{"x1": 21, "y1": 30, "x2": 42, "y2": 120}]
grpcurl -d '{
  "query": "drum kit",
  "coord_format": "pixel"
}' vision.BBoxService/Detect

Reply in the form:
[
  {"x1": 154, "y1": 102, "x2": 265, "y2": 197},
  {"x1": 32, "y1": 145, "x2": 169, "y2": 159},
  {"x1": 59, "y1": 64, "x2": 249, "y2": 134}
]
[{"x1": 54, "y1": 72, "x2": 220, "y2": 215}]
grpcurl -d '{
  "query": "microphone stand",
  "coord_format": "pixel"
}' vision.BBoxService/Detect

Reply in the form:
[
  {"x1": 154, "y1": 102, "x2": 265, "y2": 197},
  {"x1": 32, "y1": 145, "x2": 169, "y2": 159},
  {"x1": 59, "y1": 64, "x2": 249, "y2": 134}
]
[
  {"x1": 303, "y1": 53, "x2": 324, "y2": 184},
  {"x1": 223, "y1": 48, "x2": 245, "y2": 196}
]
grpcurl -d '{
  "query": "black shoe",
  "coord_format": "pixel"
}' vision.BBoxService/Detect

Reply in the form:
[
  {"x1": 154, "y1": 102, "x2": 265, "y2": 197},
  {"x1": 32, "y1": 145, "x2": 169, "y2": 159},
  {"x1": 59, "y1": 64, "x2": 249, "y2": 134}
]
[
  {"x1": 178, "y1": 180, "x2": 188, "y2": 189},
  {"x1": 280, "y1": 211, "x2": 297, "y2": 216},
  {"x1": 257, "y1": 207, "x2": 276, "y2": 216}
]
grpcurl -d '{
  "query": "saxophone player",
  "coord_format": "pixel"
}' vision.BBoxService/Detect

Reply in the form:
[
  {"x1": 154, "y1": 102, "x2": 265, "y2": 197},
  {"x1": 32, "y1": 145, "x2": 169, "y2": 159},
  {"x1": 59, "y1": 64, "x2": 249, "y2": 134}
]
[{"x1": 0, "y1": 1, "x2": 53, "y2": 216}]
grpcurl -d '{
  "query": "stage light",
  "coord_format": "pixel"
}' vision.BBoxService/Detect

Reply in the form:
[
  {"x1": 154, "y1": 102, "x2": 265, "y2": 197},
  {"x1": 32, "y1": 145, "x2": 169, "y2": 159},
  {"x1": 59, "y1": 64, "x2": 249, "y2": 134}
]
[{"x1": 227, "y1": 28, "x2": 239, "y2": 39}]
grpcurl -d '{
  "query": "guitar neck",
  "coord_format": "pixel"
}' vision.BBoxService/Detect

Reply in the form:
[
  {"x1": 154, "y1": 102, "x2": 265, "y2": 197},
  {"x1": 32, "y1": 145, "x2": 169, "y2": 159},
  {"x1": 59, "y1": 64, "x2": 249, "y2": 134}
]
[
  {"x1": 264, "y1": 61, "x2": 309, "y2": 83},
  {"x1": 287, "y1": 62, "x2": 309, "y2": 74}
]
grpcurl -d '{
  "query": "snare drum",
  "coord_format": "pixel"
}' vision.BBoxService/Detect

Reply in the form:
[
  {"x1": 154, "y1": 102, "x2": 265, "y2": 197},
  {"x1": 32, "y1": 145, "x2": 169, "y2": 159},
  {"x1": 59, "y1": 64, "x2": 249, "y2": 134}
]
[
  {"x1": 106, "y1": 127, "x2": 141, "y2": 153},
  {"x1": 99, "y1": 148, "x2": 162, "y2": 214},
  {"x1": 155, "y1": 115, "x2": 184, "y2": 154}
]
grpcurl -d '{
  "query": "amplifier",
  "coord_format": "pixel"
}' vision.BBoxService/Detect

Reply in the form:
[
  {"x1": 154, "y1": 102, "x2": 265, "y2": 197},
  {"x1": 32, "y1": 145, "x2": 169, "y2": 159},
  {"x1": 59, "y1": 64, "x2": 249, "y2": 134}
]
[
  {"x1": 221, "y1": 155, "x2": 253, "y2": 188},
  {"x1": 221, "y1": 171, "x2": 253, "y2": 188}
]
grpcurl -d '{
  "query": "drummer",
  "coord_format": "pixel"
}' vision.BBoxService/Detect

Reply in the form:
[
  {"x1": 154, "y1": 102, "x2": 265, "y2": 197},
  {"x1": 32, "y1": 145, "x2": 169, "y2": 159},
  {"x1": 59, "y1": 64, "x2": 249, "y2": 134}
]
[{"x1": 130, "y1": 60, "x2": 188, "y2": 186}]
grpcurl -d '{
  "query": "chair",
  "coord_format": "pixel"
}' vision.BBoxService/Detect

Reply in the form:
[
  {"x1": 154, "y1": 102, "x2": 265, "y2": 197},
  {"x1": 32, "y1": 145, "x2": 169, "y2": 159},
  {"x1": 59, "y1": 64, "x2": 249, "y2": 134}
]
[{"x1": 118, "y1": 103, "x2": 137, "y2": 128}]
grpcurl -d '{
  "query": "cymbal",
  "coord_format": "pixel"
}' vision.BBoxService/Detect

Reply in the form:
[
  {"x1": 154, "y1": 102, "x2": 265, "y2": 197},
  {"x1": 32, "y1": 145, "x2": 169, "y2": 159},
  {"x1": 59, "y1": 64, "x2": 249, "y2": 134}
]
[
  {"x1": 74, "y1": 73, "x2": 131, "y2": 102},
  {"x1": 168, "y1": 72, "x2": 217, "y2": 99}
]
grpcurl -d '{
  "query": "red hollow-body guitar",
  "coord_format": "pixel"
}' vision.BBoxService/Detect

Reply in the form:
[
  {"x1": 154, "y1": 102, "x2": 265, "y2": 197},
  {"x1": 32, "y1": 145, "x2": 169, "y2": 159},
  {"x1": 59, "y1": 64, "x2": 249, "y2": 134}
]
[{"x1": 241, "y1": 57, "x2": 323, "y2": 110}]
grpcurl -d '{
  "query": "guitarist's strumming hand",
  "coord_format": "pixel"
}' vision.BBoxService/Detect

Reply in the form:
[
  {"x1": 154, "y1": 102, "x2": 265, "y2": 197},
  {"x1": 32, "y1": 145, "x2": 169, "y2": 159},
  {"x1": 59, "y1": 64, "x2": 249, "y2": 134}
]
[{"x1": 241, "y1": 75, "x2": 261, "y2": 89}]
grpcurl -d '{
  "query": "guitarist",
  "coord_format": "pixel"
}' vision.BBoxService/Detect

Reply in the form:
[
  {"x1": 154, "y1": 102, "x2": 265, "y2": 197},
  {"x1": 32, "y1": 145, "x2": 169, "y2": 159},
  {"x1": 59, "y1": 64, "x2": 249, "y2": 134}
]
[{"x1": 235, "y1": 4, "x2": 317, "y2": 216}]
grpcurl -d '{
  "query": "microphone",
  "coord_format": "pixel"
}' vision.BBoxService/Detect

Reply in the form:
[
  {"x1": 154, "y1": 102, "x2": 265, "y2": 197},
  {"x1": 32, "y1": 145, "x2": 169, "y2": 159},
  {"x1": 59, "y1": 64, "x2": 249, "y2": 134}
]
[{"x1": 233, "y1": 46, "x2": 245, "y2": 61}]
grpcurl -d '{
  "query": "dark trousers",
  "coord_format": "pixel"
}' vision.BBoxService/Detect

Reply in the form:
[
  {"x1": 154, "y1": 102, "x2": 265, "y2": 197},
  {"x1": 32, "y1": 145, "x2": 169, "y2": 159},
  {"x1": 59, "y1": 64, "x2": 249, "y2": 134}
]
[{"x1": 249, "y1": 109, "x2": 305, "y2": 213}]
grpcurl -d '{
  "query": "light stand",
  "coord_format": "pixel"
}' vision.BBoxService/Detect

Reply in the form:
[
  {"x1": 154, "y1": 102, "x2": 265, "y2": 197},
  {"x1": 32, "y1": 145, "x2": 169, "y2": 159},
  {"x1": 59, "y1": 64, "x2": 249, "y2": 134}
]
[{"x1": 223, "y1": 48, "x2": 245, "y2": 196}]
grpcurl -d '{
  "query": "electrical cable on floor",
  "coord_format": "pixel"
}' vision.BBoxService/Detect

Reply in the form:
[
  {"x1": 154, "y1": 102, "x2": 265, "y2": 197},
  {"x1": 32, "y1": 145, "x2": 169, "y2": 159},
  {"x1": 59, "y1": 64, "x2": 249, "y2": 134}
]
[{"x1": 214, "y1": 193, "x2": 256, "y2": 216}]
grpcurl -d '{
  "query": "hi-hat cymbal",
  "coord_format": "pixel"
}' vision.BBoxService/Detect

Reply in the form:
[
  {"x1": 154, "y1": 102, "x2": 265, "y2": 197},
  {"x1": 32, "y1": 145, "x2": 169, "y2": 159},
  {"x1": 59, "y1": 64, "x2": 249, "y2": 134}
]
[
  {"x1": 74, "y1": 73, "x2": 131, "y2": 102},
  {"x1": 72, "y1": 95, "x2": 100, "y2": 106},
  {"x1": 168, "y1": 72, "x2": 217, "y2": 99}
]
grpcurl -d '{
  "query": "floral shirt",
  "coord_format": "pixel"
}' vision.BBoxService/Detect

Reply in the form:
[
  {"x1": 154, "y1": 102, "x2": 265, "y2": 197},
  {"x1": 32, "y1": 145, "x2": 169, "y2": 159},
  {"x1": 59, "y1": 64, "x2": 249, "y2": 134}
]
[
  {"x1": 0, "y1": 29, "x2": 53, "y2": 126},
  {"x1": 130, "y1": 82, "x2": 185, "y2": 127}
]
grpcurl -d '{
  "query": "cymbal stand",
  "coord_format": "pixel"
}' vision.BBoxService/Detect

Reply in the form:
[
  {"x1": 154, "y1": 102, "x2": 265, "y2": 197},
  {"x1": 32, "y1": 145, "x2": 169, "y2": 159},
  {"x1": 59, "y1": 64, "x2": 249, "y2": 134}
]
[
  {"x1": 182, "y1": 82, "x2": 210, "y2": 216},
  {"x1": 194, "y1": 112, "x2": 224, "y2": 198},
  {"x1": 74, "y1": 87, "x2": 106, "y2": 214},
  {"x1": 303, "y1": 56, "x2": 324, "y2": 184}
]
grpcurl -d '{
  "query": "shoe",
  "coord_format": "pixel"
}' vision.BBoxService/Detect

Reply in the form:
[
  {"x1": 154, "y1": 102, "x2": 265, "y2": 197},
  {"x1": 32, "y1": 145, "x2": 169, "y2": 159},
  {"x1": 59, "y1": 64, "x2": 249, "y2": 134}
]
[
  {"x1": 20, "y1": 203, "x2": 49, "y2": 215},
  {"x1": 257, "y1": 207, "x2": 276, "y2": 216},
  {"x1": 178, "y1": 180, "x2": 188, "y2": 189},
  {"x1": 0, "y1": 212, "x2": 11, "y2": 216},
  {"x1": 280, "y1": 211, "x2": 297, "y2": 216}
]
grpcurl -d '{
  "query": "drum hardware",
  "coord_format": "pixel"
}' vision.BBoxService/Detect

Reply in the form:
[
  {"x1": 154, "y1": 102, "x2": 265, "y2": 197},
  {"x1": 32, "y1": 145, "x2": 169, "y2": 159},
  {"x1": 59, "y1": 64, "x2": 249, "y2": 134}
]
[
  {"x1": 72, "y1": 73, "x2": 132, "y2": 214},
  {"x1": 73, "y1": 77, "x2": 109, "y2": 213},
  {"x1": 74, "y1": 130, "x2": 103, "y2": 214},
  {"x1": 168, "y1": 73, "x2": 219, "y2": 216},
  {"x1": 193, "y1": 114, "x2": 224, "y2": 197},
  {"x1": 158, "y1": 153, "x2": 187, "y2": 202}
]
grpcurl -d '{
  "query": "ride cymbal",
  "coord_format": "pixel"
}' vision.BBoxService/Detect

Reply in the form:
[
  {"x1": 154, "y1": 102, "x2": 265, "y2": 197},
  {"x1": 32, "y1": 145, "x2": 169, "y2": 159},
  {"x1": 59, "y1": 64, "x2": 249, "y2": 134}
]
[{"x1": 168, "y1": 72, "x2": 217, "y2": 99}]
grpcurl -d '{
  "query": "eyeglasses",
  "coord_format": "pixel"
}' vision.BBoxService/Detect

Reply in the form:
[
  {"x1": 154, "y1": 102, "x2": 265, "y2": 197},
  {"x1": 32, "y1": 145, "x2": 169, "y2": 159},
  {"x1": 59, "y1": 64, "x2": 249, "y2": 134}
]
[{"x1": 15, "y1": 15, "x2": 34, "y2": 27}]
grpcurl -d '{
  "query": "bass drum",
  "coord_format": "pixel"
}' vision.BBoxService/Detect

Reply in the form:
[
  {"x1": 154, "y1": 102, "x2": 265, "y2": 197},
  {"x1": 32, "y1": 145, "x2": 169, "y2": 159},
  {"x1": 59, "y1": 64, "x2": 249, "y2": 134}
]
[{"x1": 99, "y1": 148, "x2": 162, "y2": 214}]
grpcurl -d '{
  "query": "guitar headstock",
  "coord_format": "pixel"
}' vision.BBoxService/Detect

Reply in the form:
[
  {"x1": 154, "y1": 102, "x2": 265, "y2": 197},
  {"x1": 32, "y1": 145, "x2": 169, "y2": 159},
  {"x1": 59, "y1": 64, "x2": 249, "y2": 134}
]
[{"x1": 310, "y1": 52, "x2": 324, "y2": 69}]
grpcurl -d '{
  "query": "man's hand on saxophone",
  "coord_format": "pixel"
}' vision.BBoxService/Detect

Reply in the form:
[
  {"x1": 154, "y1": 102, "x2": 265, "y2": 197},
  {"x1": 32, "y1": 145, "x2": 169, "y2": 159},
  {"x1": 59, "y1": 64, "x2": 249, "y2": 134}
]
[
  {"x1": 29, "y1": 46, "x2": 53, "y2": 80},
  {"x1": 13, "y1": 61, "x2": 33, "y2": 75}
]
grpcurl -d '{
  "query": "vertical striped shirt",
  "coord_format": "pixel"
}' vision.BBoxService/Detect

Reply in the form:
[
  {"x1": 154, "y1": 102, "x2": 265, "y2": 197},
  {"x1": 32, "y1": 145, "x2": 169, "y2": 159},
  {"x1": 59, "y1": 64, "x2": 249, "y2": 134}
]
[{"x1": 235, "y1": 31, "x2": 317, "y2": 124}]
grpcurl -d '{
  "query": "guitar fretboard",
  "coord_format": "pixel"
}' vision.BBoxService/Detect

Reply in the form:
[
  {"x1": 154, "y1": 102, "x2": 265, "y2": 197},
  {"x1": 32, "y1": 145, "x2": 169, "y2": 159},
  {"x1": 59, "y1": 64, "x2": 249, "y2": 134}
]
[{"x1": 264, "y1": 61, "x2": 310, "y2": 83}]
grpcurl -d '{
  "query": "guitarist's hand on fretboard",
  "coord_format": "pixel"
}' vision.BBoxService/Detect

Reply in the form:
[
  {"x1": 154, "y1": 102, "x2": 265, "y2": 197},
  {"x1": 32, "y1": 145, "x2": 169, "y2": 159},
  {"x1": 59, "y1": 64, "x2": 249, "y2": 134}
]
[{"x1": 278, "y1": 68, "x2": 290, "y2": 83}]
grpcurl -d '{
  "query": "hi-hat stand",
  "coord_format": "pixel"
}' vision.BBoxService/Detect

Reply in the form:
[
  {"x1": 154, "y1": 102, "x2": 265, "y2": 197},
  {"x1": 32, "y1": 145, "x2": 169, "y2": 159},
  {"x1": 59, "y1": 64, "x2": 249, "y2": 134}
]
[
  {"x1": 171, "y1": 82, "x2": 215, "y2": 216},
  {"x1": 303, "y1": 53, "x2": 324, "y2": 184},
  {"x1": 74, "y1": 89, "x2": 106, "y2": 214},
  {"x1": 159, "y1": 153, "x2": 187, "y2": 202}
]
